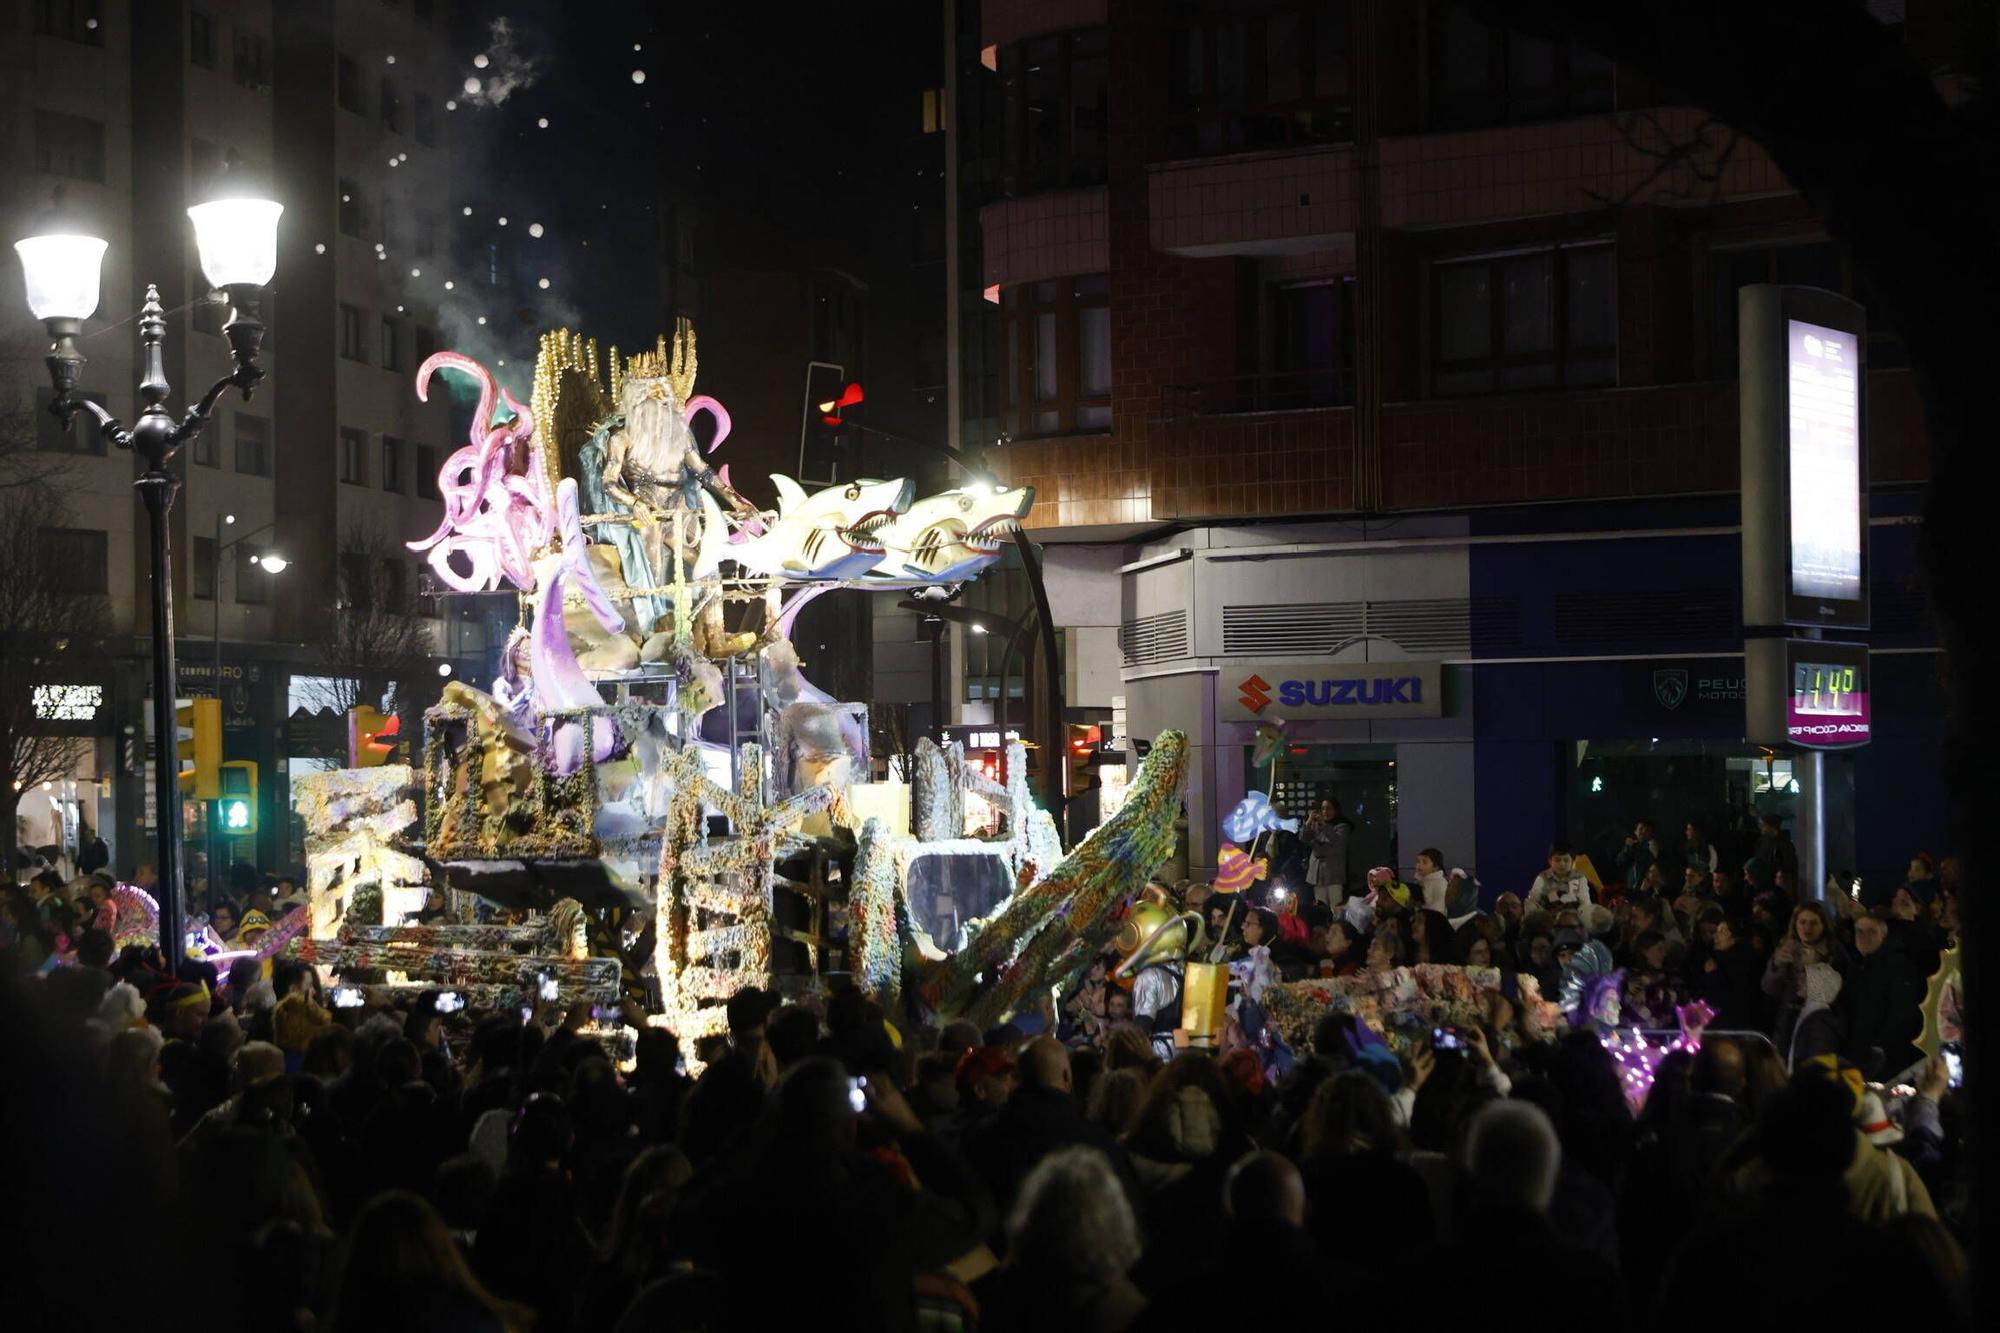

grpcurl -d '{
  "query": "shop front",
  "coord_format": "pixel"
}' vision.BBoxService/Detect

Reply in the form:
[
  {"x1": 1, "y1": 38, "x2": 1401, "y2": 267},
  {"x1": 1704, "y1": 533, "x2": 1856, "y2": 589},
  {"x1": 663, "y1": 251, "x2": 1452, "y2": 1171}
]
[{"x1": 12, "y1": 672, "x2": 125, "y2": 875}]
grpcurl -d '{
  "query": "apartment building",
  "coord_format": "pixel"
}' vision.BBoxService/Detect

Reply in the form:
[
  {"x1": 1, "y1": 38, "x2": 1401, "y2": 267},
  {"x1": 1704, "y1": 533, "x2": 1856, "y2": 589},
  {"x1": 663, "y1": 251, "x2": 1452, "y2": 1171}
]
[
  {"x1": 960, "y1": 0, "x2": 1945, "y2": 891},
  {"x1": 2, "y1": 0, "x2": 468, "y2": 876}
]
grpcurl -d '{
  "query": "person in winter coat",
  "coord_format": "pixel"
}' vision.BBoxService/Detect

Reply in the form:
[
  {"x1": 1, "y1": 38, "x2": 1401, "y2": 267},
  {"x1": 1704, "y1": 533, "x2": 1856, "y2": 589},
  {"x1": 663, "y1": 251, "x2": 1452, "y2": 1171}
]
[
  {"x1": 1762, "y1": 902, "x2": 1849, "y2": 1048},
  {"x1": 1525, "y1": 842, "x2": 1592, "y2": 916},
  {"x1": 1697, "y1": 918, "x2": 1764, "y2": 1031},
  {"x1": 1839, "y1": 913, "x2": 1930, "y2": 1078},
  {"x1": 1412, "y1": 848, "x2": 1449, "y2": 915},
  {"x1": 1302, "y1": 800, "x2": 1353, "y2": 912}
]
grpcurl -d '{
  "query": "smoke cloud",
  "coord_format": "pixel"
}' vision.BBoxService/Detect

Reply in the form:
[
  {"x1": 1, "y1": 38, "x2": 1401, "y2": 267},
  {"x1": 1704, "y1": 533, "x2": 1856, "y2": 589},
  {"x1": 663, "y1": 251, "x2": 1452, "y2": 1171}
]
[{"x1": 459, "y1": 18, "x2": 541, "y2": 108}]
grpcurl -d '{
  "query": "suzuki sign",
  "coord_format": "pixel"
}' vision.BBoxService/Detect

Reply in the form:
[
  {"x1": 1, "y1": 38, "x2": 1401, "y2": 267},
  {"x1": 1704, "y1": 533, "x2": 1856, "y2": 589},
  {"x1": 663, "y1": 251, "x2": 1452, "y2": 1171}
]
[{"x1": 1219, "y1": 661, "x2": 1443, "y2": 723}]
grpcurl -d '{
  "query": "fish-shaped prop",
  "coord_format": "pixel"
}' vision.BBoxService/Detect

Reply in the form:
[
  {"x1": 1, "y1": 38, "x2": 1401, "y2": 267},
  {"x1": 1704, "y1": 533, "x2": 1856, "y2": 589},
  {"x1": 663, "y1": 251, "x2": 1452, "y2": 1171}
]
[
  {"x1": 1213, "y1": 842, "x2": 1269, "y2": 894},
  {"x1": 1221, "y1": 790, "x2": 1299, "y2": 845},
  {"x1": 1250, "y1": 720, "x2": 1287, "y2": 770},
  {"x1": 870, "y1": 482, "x2": 1035, "y2": 583},
  {"x1": 729, "y1": 475, "x2": 914, "y2": 581}
]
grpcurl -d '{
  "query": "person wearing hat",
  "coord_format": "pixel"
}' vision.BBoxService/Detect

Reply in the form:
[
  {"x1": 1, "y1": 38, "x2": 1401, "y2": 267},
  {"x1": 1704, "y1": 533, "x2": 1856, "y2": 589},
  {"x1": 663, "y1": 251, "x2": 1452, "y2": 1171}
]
[{"x1": 235, "y1": 908, "x2": 272, "y2": 948}]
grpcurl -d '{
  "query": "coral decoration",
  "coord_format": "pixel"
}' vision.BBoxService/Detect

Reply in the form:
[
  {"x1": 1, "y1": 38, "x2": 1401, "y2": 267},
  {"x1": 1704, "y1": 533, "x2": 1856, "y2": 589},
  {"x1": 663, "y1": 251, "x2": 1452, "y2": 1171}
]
[
  {"x1": 1601, "y1": 999, "x2": 1716, "y2": 1108},
  {"x1": 1263, "y1": 964, "x2": 1509, "y2": 1054},
  {"x1": 849, "y1": 817, "x2": 903, "y2": 1008},
  {"x1": 652, "y1": 743, "x2": 836, "y2": 1044},
  {"x1": 294, "y1": 765, "x2": 424, "y2": 939},
  {"x1": 407, "y1": 352, "x2": 553, "y2": 593},
  {"x1": 532, "y1": 481, "x2": 624, "y2": 774},
  {"x1": 923, "y1": 731, "x2": 1188, "y2": 1029},
  {"x1": 110, "y1": 883, "x2": 159, "y2": 952}
]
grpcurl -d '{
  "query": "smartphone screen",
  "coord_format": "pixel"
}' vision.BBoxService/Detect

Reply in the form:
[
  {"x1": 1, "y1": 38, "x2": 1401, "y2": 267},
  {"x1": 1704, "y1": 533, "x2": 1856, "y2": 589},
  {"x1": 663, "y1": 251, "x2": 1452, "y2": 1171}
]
[
  {"x1": 332, "y1": 987, "x2": 363, "y2": 1009},
  {"x1": 847, "y1": 1076, "x2": 867, "y2": 1113},
  {"x1": 1432, "y1": 1026, "x2": 1464, "y2": 1050},
  {"x1": 1943, "y1": 1046, "x2": 1963, "y2": 1089},
  {"x1": 539, "y1": 975, "x2": 559, "y2": 1001}
]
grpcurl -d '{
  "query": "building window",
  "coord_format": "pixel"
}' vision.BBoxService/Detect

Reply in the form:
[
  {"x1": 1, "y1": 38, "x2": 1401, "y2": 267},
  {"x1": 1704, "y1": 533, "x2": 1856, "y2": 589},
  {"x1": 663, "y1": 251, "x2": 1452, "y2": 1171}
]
[
  {"x1": 338, "y1": 552, "x2": 373, "y2": 610},
  {"x1": 35, "y1": 388, "x2": 108, "y2": 455},
  {"x1": 415, "y1": 444, "x2": 440, "y2": 499},
  {"x1": 339, "y1": 427, "x2": 369, "y2": 485},
  {"x1": 414, "y1": 92, "x2": 436, "y2": 146},
  {"x1": 37, "y1": 0, "x2": 105, "y2": 46},
  {"x1": 1705, "y1": 237, "x2": 1905, "y2": 376},
  {"x1": 380, "y1": 75, "x2": 403, "y2": 133},
  {"x1": 232, "y1": 29, "x2": 270, "y2": 90},
  {"x1": 920, "y1": 87, "x2": 946, "y2": 134},
  {"x1": 1001, "y1": 274, "x2": 1112, "y2": 438},
  {"x1": 1429, "y1": 0, "x2": 1612, "y2": 131},
  {"x1": 379, "y1": 315, "x2": 402, "y2": 371},
  {"x1": 34, "y1": 109, "x2": 106, "y2": 182},
  {"x1": 999, "y1": 28, "x2": 1108, "y2": 196},
  {"x1": 37, "y1": 527, "x2": 107, "y2": 596},
  {"x1": 380, "y1": 558, "x2": 407, "y2": 612},
  {"x1": 1185, "y1": 272, "x2": 1356, "y2": 414},
  {"x1": 189, "y1": 414, "x2": 219, "y2": 465},
  {"x1": 415, "y1": 324, "x2": 439, "y2": 363},
  {"x1": 234, "y1": 412, "x2": 271, "y2": 476},
  {"x1": 338, "y1": 179, "x2": 365, "y2": 237},
  {"x1": 338, "y1": 304, "x2": 366, "y2": 361},
  {"x1": 192, "y1": 536, "x2": 217, "y2": 600},
  {"x1": 1431, "y1": 241, "x2": 1615, "y2": 396},
  {"x1": 381, "y1": 435, "x2": 404, "y2": 492},
  {"x1": 235, "y1": 544, "x2": 268, "y2": 604},
  {"x1": 1166, "y1": 6, "x2": 1353, "y2": 157},
  {"x1": 189, "y1": 9, "x2": 217, "y2": 67},
  {"x1": 338, "y1": 55, "x2": 364, "y2": 113}
]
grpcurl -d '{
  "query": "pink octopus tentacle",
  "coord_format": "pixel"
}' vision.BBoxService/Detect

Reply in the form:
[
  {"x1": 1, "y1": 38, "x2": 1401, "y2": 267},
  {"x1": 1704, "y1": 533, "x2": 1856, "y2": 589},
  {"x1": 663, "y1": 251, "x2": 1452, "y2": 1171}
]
[
  {"x1": 416, "y1": 351, "x2": 498, "y2": 450},
  {"x1": 683, "y1": 394, "x2": 732, "y2": 455}
]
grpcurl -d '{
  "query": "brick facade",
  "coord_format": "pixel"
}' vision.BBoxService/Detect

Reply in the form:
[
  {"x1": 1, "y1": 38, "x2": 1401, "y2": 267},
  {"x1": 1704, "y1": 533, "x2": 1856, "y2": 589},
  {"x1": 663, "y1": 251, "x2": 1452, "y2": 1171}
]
[{"x1": 975, "y1": 0, "x2": 1929, "y2": 531}]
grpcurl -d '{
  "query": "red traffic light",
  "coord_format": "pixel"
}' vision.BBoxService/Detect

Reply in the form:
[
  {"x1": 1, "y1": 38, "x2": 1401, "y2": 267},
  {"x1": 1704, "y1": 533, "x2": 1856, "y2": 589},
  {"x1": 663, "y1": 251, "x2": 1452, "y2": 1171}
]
[{"x1": 817, "y1": 381, "x2": 865, "y2": 424}]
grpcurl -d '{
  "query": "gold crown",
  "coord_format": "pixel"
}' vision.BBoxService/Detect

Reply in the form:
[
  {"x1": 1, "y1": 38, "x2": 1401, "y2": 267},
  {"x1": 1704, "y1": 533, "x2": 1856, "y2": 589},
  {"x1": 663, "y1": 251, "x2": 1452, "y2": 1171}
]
[{"x1": 622, "y1": 318, "x2": 697, "y2": 403}]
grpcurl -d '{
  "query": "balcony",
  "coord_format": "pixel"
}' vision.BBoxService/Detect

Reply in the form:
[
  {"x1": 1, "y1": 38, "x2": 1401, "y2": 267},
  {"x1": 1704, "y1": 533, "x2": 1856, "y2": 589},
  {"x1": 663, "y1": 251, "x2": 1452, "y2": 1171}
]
[
  {"x1": 1149, "y1": 145, "x2": 1358, "y2": 257},
  {"x1": 980, "y1": 187, "x2": 1110, "y2": 287}
]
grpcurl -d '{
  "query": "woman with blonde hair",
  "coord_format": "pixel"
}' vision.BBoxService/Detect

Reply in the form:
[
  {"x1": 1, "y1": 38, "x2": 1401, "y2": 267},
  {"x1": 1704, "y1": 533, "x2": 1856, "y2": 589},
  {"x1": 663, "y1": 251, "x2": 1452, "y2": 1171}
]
[{"x1": 328, "y1": 1190, "x2": 530, "y2": 1333}]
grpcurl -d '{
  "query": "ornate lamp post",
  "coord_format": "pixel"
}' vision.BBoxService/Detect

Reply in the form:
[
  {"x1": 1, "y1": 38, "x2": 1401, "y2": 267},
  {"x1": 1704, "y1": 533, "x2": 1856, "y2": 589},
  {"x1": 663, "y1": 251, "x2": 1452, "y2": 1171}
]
[{"x1": 14, "y1": 170, "x2": 281, "y2": 963}]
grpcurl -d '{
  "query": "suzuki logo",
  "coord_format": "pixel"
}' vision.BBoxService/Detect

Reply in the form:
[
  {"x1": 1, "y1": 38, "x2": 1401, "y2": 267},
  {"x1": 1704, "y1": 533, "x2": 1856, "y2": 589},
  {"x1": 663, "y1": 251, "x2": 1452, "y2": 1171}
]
[{"x1": 1238, "y1": 674, "x2": 1272, "y2": 713}]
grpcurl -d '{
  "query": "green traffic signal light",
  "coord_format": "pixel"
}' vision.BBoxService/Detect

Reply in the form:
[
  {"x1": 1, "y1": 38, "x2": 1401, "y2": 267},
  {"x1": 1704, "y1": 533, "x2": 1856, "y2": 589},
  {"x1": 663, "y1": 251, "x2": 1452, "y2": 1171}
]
[{"x1": 223, "y1": 799, "x2": 251, "y2": 831}]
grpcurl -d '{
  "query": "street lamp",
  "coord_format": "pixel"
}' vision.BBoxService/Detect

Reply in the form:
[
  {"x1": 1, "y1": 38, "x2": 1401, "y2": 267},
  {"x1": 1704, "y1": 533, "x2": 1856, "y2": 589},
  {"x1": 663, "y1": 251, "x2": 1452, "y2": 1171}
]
[{"x1": 14, "y1": 165, "x2": 282, "y2": 963}]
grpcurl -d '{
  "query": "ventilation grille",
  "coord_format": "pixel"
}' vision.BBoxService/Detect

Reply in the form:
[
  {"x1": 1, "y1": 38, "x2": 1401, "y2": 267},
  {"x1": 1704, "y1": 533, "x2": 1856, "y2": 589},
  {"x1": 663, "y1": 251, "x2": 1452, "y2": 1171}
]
[
  {"x1": 1222, "y1": 602, "x2": 1366, "y2": 656},
  {"x1": 1222, "y1": 597, "x2": 1522, "y2": 656},
  {"x1": 1870, "y1": 580, "x2": 1930, "y2": 636},
  {"x1": 1119, "y1": 609, "x2": 1189, "y2": 667},
  {"x1": 1553, "y1": 587, "x2": 1737, "y2": 645},
  {"x1": 1364, "y1": 597, "x2": 1524, "y2": 655}
]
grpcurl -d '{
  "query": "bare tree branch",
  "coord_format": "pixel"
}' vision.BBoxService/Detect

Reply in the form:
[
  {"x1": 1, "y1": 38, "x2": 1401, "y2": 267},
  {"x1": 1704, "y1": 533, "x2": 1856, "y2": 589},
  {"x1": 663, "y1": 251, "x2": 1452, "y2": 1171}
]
[
  {"x1": 0, "y1": 489, "x2": 113, "y2": 868},
  {"x1": 292, "y1": 519, "x2": 438, "y2": 718}
]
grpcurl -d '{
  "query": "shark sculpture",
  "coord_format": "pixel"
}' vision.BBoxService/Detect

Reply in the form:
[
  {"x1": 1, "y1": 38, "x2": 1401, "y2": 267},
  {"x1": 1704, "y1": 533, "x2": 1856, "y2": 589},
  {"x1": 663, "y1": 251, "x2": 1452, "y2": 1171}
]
[
  {"x1": 728, "y1": 475, "x2": 914, "y2": 581},
  {"x1": 870, "y1": 483, "x2": 1035, "y2": 583}
]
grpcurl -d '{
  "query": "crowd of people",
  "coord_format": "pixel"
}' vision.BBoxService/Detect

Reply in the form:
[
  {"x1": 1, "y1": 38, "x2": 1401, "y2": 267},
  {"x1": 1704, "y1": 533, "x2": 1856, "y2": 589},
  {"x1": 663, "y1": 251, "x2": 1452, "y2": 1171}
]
[{"x1": 0, "y1": 819, "x2": 1972, "y2": 1332}]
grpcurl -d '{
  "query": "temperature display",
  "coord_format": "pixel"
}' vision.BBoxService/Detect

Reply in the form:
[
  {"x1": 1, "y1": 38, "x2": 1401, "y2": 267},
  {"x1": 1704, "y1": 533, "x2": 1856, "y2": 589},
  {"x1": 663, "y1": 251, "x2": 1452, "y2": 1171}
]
[{"x1": 1792, "y1": 661, "x2": 1862, "y2": 716}]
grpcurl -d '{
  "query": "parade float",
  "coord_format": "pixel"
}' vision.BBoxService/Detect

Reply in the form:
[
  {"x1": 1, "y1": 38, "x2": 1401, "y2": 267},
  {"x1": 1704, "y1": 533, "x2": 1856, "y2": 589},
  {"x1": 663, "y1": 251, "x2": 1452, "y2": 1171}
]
[{"x1": 283, "y1": 320, "x2": 1189, "y2": 1049}]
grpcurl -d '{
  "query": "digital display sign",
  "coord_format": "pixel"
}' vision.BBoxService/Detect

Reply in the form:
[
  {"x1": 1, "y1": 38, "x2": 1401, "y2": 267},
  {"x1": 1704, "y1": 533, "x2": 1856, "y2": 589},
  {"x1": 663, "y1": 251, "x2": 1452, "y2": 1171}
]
[
  {"x1": 1747, "y1": 638, "x2": 1870, "y2": 749},
  {"x1": 1786, "y1": 318, "x2": 1863, "y2": 606},
  {"x1": 1739, "y1": 286, "x2": 1868, "y2": 631}
]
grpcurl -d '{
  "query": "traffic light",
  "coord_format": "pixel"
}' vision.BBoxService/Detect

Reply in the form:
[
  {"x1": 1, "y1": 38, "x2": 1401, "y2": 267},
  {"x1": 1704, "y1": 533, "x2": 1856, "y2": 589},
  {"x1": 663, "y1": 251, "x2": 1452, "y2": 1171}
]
[
  {"x1": 1066, "y1": 723, "x2": 1102, "y2": 795},
  {"x1": 177, "y1": 697, "x2": 221, "y2": 799},
  {"x1": 798, "y1": 360, "x2": 848, "y2": 484},
  {"x1": 348, "y1": 706, "x2": 399, "y2": 767},
  {"x1": 218, "y1": 760, "x2": 258, "y2": 834}
]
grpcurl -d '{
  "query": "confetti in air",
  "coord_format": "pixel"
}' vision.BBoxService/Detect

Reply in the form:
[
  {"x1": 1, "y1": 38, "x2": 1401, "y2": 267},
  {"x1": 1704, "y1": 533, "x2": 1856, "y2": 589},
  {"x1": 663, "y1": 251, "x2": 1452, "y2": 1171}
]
[
  {"x1": 632, "y1": 70, "x2": 647, "y2": 84},
  {"x1": 498, "y1": 217, "x2": 508, "y2": 226},
  {"x1": 464, "y1": 77, "x2": 482, "y2": 94},
  {"x1": 462, "y1": 206, "x2": 473, "y2": 215},
  {"x1": 528, "y1": 223, "x2": 544, "y2": 237},
  {"x1": 537, "y1": 118, "x2": 549, "y2": 128},
  {"x1": 537, "y1": 278, "x2": 550, "y2": 289},
  {"x1": 314, "y1": 243, "x2": 326, "y2": 254},
  {"x1": 473, "y1": 54, "x2": 489, "y2": 69}
]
